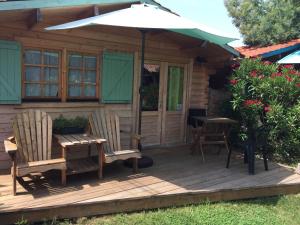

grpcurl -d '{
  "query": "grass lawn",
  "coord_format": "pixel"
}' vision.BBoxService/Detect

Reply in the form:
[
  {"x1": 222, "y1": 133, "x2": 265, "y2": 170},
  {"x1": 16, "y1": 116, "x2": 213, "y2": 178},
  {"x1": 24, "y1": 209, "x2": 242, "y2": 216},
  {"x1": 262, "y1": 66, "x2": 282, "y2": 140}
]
[{"x1": 31, "y1": 194, "x2": 300, "y2": 225}]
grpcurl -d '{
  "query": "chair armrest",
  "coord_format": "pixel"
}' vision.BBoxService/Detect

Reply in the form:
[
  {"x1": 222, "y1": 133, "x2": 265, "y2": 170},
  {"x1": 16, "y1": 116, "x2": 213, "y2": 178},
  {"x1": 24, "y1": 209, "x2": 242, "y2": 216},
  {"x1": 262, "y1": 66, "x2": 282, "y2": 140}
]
[
  {"x1": 132, "y1": 134, "x2": 143, "y2": 140},
  {"x1": 7, "y1": 136, "x2": 15, "y2": 142},
  {"x1": 4, "y1": 139, "x2": 17, "y2": 154},
  {"x1": 120, "y1": 130, "x2": 143, "y2": 140},
  {"x1": 131, "y1": 134, "x2": 143, "y2": 149},
  {"x1": 95, "y1": 138, "x2": 107, "y2": 144},
  {"x1": 120, "y1": 130, "x2": 143, "y2": 148}
]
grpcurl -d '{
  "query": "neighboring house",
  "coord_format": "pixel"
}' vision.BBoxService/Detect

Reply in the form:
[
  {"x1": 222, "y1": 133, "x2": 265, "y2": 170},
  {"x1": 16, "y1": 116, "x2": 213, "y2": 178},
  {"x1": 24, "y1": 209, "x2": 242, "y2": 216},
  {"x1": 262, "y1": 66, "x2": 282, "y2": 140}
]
[
  {"x1": 235, "y1": 39, "x2": 300, "y2": 62},
  {"x1": 0, "y1": 0, "x2": 237, "y2": 169}
]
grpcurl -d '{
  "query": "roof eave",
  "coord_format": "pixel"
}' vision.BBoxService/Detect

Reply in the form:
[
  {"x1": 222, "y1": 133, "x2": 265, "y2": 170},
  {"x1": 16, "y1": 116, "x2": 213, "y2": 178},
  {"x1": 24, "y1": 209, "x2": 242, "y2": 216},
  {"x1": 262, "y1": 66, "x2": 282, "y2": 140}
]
[
  {"x1": 261, "y1": 43, "x2": 300, "y2": 58},
  {"x1": 0, "y1": 0, "x2": 139, "y2": 11},
  {"x1": 220, "y1": 44, "x2": 240, "y2": 56}
]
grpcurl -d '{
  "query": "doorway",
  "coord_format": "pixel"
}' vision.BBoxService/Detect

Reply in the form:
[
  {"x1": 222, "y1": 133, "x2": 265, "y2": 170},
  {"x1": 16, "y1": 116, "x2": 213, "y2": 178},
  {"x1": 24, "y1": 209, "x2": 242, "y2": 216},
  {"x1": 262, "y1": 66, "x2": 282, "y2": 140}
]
[{"x1": 141, "y1": 62, "x2": 187, "y2": 146}]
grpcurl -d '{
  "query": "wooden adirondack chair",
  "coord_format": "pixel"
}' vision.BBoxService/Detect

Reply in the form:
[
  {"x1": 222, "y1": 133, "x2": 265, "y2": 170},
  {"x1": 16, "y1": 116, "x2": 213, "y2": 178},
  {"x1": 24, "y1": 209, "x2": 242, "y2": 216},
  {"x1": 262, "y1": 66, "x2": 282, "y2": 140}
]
[
  {"x1": 4, "y1": 110, "x2": 66, "y2": 195},
  {"x1": 89, "y1": 109, "x2": 141, "y2": 175}
]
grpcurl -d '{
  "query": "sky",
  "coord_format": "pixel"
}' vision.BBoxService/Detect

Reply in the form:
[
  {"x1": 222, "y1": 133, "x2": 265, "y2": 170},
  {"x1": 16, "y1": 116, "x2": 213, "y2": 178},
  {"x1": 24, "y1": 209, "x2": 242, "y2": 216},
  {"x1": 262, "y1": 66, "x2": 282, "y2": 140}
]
[{"x1": 155, "y1": 0, "x2": 244, "y2": 47}]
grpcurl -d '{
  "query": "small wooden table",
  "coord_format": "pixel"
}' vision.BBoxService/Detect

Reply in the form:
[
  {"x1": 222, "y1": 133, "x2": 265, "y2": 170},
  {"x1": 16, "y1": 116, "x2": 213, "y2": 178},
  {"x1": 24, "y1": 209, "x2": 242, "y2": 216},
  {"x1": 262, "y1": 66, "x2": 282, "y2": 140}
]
[
  {"x1": 192, "y1": 117, "x2": 261, "y2": 175},
  {"x1": 54, "y1": 134, "x2": 106, "y2": 180},
  {"x1": 190, "y1": 116, "x2": 238, "y2": 162},
  {"x1": 193, "y1": 116, "x2": 238, "y2": 125},
  {"x1": 191, "y1": 117, "x2": 238, "y2": 147}
]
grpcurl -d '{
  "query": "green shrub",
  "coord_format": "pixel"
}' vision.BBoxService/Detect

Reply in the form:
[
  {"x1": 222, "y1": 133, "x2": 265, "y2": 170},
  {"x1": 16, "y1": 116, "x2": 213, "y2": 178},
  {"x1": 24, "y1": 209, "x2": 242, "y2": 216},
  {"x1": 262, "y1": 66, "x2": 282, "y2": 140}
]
[
  {"x1": 53, "y1": 115, "x2": 88, "y2": 134},
  {"x1": 228, "y1": 58, "x2": 300, "y2": 162}
]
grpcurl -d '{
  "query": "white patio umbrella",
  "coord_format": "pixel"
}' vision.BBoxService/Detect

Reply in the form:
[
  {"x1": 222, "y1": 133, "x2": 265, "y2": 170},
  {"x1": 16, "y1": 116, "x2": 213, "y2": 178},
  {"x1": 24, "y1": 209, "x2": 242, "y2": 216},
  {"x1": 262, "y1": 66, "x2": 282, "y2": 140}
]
[
  {"x1": 278, "y1": 50, "x2": 300, "y2": 64},
  {"x1": 46, "y1": 3, "x2": 237, "y2": 46},
  {"x1": 46, "y1": 4, "x2": 237, "y2": 166}
]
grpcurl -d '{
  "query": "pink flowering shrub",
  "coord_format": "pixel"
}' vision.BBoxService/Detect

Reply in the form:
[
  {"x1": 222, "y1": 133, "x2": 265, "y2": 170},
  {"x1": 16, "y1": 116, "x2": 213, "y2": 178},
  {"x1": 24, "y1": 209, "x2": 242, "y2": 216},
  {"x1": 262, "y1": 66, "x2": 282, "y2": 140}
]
[{"x1": 228, "y1": 58, "x2": 300, "y2": 162}]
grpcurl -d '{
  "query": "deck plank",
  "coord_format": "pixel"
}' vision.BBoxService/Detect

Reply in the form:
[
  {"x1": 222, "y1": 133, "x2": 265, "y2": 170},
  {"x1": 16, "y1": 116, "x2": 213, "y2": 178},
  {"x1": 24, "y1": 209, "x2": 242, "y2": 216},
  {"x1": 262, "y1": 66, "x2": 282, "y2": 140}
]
[{"x1": 0, "y1": 146, "x2": 299, "y2": 225}]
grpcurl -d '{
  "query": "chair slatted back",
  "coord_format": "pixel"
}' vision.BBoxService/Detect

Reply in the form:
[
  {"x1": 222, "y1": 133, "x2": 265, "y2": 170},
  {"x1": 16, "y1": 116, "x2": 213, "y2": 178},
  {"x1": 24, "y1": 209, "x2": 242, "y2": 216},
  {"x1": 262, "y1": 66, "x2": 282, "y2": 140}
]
[
  {"x1": 13, "y1": 110, "x2": 52, "y2": 163},
  {"x1": 89, "y1": 109, "x2": 121, "y2": 154}
]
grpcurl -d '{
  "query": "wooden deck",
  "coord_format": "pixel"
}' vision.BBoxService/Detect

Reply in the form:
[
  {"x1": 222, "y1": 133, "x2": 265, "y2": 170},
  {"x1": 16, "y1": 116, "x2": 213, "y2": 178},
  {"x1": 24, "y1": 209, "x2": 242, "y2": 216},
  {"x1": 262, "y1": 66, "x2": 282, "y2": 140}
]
[{"x1": 0, "y1": 146, "x2": 300, "y2": 224}]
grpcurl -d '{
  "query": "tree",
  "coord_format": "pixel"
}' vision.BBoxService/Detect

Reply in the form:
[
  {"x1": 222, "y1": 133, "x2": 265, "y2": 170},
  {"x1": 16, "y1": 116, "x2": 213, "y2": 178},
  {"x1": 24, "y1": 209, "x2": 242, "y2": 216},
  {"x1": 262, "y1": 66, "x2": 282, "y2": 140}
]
[{"x1": 225, "y1": 0, "x2": 300, "y2": 46}]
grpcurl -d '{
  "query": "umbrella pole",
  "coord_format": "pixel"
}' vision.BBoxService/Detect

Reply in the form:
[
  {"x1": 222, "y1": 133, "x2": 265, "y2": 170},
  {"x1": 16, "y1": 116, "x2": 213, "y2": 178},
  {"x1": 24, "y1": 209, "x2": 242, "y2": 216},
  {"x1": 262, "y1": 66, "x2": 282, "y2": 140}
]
[
  {"x1": 136, "y1": 29, "x2": 154, "y2": 168},
  {"x1": 137, "y1": 29, "x2": 146, "y2": 143},
  {"x1": 124, "y1": 29, "x2": 154, "y2": 169}
]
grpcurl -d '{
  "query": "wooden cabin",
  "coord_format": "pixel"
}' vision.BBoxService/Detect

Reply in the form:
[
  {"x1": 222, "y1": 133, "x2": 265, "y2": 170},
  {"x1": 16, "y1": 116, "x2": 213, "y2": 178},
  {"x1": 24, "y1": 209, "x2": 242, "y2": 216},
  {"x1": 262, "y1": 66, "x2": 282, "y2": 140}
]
[{"x1": 0, "y1": 0, "x2": 235, "y2": 170}]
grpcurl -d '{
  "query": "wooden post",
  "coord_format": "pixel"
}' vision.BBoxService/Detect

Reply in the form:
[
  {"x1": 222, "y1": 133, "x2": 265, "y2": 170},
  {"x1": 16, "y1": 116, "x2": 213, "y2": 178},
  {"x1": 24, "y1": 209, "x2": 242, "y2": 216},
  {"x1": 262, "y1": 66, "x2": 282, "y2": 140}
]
[{"x1": 61, "y1": 146, "x2": 67, "y2": 185}]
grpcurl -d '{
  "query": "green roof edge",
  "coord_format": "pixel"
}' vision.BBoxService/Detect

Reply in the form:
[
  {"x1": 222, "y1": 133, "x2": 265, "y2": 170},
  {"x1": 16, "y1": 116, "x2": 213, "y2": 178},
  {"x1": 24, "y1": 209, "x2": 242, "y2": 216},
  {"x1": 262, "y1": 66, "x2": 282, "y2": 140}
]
[
  {"x1": 0, "y1": 0, "x2": 141, "y2": 11},
  {"x1": 221, "y1": 44, "x2": 240, "y2": 56}
]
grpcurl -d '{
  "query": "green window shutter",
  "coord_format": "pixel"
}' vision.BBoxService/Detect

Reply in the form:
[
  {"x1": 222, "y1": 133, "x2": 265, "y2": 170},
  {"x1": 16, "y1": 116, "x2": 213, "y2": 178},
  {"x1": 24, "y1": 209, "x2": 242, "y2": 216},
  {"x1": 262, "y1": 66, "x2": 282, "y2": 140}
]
[
  {"x1": 101, "y1": 52, "x2": 134, "y2": 103},
  {"x1": 0, "y1": 40, "x2": 21, "y2": 104}
]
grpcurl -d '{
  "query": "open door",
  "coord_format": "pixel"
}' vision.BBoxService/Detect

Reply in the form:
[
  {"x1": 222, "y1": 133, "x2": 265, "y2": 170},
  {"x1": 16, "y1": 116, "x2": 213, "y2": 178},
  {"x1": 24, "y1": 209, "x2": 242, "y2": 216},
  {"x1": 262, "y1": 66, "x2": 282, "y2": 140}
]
[
  {"x1": 141, "y1": 62, "x2": 188, "y2": 147},
  {"x1": 161, "y1": 64, "x2": 187, "y2": 145},
  {"x1": 141, "y1": 62, "x2": 163, "y2": 146}
]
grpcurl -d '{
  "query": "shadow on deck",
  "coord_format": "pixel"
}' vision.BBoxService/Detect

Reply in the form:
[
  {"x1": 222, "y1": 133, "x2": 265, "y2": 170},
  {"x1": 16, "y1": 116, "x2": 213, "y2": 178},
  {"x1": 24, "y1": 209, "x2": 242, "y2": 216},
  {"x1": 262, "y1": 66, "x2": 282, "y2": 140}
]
[{"x1": 0, "y1": 146, "x2": 299, "y2": 224}]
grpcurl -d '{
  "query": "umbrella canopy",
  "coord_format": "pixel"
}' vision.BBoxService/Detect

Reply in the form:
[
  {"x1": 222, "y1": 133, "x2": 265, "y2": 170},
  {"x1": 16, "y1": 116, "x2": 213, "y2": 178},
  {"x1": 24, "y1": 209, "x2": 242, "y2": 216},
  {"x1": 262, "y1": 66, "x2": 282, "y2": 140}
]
[
  {"x1": 46, "y1": 3, "x2": 237, "y2": 46},
  {"x1": 278, "y1": 50, "x2": 300, "y2": 64}
]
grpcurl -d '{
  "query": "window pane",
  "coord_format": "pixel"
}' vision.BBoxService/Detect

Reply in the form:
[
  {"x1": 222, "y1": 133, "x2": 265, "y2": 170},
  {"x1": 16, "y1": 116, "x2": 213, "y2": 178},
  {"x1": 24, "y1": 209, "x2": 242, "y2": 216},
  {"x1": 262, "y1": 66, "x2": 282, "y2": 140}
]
[
  {"x1": 83, "y1": 71, "x2": 96, "y2": 83},
  {"x1": 44, "y1": 67, "x2": 58, "y2": 81},
  {"x1": 68, "y1": 69, "x2": 81, "y2": 83},
  {"x1": 69, "y1": 54, "x2": 82, "y2": 68},
  {"x1": 24, "y1": 50, "x2": 41, "y2": 65},
  {"x1": 167, "y1": 66, "x2": 184, "y2": 111},
  {"x1": 84, "y1": 56, "x2": 96, "y2": 69},
  {"x1": 44, "y1": 52, "x2": 59, "y2": 66},
  {"x1": 44, "y1": 84, "x2": 58, "y2": 97},
  {"x1": 25, "y1": 84, "x2": 41, "y2": 97},
  {"x1": 68, "y1": 84, "x2": 81, "y2": 97},
  {"x1": 84, "y1": 85, "x2": 96, "y2": 97},
  {"x1": 67, "y1": 53, "x2": 98, "y2": 99},
  {"x1": 142, "y1": 64, "x2": 160, "y2": 111},
  {"x1": 25, "y1": 66, "x2": 41, "y2": 81}
]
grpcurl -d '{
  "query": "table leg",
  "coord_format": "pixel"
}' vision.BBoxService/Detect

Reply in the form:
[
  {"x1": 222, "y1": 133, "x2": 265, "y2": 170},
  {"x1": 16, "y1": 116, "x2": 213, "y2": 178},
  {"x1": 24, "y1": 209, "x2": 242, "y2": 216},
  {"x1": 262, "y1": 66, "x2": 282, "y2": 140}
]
[
  {"x1": 244, "y1": 147, "x2": 248, "y2": 164},
  {"x1": 11, "y1": 152, "x2": 17, "y2": 196},
  {"x1": 88, "y1": 145, "x2": 91, "y2": 157},
  {"x1": 226, "y1": 147, "x2": 232, "y2": 168},
  {"x1": 247, "y1": 141, "x2": 255, "y2": 175},
  {"x1": 133, "y1": 158, "x2": 138, "y2": 173},
  {"x1": 61, "y1": 146, "x2": 67, "y2": 185},
  {"x1": 97, "y1": 143, "x2": 103, "y2": 179},
  {"x1": 190, "y1": 128, "x2": 200, "y2": 154},
  {"x1": 262, "y1": 146, "x2": 268, "y2": 171}
]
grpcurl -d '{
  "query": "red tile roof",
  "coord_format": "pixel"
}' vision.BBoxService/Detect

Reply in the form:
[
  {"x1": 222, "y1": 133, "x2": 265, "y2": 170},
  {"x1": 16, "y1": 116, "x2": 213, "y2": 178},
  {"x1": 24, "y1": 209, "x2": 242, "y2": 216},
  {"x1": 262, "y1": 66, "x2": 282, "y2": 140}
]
[{"x1": 235, "y1": 39, "x2": 300, "y2": 58}]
